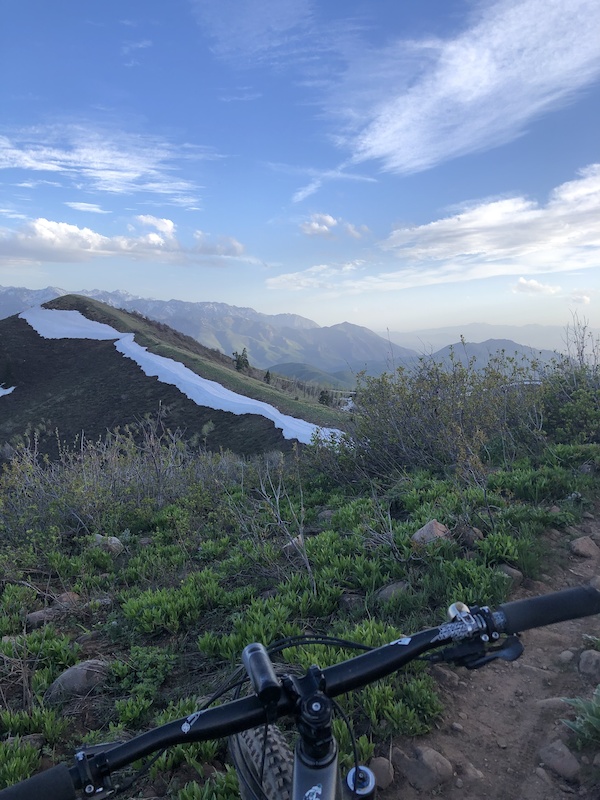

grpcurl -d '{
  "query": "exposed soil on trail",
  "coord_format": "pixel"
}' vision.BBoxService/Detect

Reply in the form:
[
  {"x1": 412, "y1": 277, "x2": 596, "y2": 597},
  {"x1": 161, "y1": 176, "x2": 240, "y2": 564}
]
[{"x1": 382, "y1": 506, "x2": 600, "y2": 800}]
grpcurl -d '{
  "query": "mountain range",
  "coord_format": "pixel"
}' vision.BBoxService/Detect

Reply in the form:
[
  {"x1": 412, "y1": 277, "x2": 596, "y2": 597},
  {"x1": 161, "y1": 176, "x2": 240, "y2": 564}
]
[
  {"x1": 0, "y1": 286, "x2": 565, "y2": 387},
  {"x1": 0, "y1": 295, "x2": 344, "y2": 459}
]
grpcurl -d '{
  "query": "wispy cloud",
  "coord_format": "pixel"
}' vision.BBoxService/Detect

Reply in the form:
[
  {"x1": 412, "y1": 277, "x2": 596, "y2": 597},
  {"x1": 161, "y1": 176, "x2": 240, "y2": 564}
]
[
  {"x1": 121, "y1": 39, "x2": 152, "y2": 56},
  {"x1": 269, "y1": 164, "x2": 600, "y2": 295},
  {"x1": 267, "y1": 260, "x2": 363, "y2": 291},
  {"x1": 190, "y1": 0, "x2": 317, "y2": 66},
  {"x1": 0, "y1": 124, "x2": 216, "y2": 208},
  {"x1": 345, "y1": 0, "x2": 600, "y2": 173},
  {"x1": 266, "y1": 162, "x2": 375, "y2": 203},
  {"x1": 0, "y1": 217, "x2": 250, "y2": 267},
  {"x1": 65, "y1": 202, "x2": 111, "y2": 214}
]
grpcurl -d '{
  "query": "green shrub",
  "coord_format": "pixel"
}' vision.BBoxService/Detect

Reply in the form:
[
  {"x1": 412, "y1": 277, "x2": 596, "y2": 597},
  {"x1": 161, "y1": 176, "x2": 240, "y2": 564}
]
[
  {"x1": 0, "y1": 584, "x2": 38, "y2": 637},
  {"x1": 563, "y1": 684, "x2": 600, "y2": 746},
  {"x1": 0, "y1": 706, "x2": 69, "y2": 745},
  {"x1": 178, "y1": 766, "x2": 239, "y2": 800},
  {"x1": 0, "y1": 739, "x2": 41, "y2": 790}
]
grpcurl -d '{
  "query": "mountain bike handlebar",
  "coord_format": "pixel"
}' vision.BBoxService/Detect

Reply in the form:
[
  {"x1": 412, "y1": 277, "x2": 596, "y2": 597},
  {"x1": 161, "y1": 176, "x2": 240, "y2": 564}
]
[{"x1": 2, "y1": 584, "x2": 599, "y2": 800}]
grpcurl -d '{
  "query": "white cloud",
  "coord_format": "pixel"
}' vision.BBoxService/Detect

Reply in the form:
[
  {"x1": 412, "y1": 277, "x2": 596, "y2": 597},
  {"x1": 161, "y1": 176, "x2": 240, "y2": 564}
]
[
  {"x1": 0, "y1": 125, "x2": 216, "y2": 208},
  {"x1": 136, "y1": 215, "x2": 176, "y2": 238},
  {"x1": 381, "y1": 164, "x2": 600, "y2": 273},
  {"x1": 269, "y1": 165, "x2": 600, "y2": 297},
  {"x1": 0, "y1": 208, "x2": 27, "y2": 220},
  {"x1": 345, "y1": 222, "x2": 369, "y2": 239},
  {"x1": 300, "y1": 214, "x2": 337, "y2": 237},
  {"x1": 193, "y1": 230, "x2": 244, "y2": 256},
  {"x1": 65, "y1": 202, "x2": 111, "y2": 214},
  {"x1": 335, "y1": 0, "x2": 600, "y2": 173},
  {"x1": 513, "y1": 277, "x2": 561, "y2": 295},
  {"x1": 267, "y1": 260, "x2": 363, "y2": 291},
  {"x1": 299, "y1": 214, "x2": 369, "y2": 239},
  {"x1": 571, "y1": 290, "x2": 592, "y2": 305},
  {"x1": 0, "y1": 217, "x2": 249, "y2": 266}
]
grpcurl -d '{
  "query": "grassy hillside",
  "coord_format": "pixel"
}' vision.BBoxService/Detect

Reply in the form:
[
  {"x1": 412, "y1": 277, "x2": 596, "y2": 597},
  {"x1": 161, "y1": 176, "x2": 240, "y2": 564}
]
[
  {"x1": 0, "y1": 296, "x2": 344, "y2": 458},
  {"x1": 0, "y1": 318, "x2": 599, "y2": 797}
]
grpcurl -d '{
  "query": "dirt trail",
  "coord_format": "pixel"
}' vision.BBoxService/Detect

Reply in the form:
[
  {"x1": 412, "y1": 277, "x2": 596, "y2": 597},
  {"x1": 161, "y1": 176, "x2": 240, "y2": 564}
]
[{"x1": 385, "y1": 508, "x2": 600, "y2": 800}]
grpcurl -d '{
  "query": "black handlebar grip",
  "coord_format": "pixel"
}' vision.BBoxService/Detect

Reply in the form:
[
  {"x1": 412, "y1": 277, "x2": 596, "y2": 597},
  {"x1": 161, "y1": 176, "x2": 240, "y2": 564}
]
[
  {"x1": 0, "y1": 764, "x2": 76, "y2": 800},
  {"x1": 497, "y1": 585, "x2": 600, "y2": 634},
  {"x1": 242, "y1": 642, "x2": 281, "y2": 705}
]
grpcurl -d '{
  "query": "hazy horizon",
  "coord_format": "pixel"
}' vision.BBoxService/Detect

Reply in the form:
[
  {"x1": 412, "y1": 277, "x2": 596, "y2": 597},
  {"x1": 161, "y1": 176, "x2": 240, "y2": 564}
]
[{"x1": 1, "y1": 1, "x2": 599, "y2": 331}]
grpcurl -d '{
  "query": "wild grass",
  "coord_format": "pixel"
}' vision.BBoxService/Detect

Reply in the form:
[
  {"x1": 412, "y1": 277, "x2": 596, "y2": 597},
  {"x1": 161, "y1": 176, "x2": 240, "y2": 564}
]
[{"x1": 0, "y1": 325, "x2": 599, "y2": 795}]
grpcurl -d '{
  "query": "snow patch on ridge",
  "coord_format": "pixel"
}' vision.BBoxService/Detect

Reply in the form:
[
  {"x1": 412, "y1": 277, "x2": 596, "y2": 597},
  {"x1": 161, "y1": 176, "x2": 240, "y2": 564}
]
[{"x1": 19, "y1": 307, "x2": 341, "y2": 444}]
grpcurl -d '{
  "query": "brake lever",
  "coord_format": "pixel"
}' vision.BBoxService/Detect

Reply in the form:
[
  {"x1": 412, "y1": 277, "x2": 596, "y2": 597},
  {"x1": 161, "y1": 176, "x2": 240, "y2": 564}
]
[{"x1": 427, "y1": 634, "x2": 524, "y2": 670}]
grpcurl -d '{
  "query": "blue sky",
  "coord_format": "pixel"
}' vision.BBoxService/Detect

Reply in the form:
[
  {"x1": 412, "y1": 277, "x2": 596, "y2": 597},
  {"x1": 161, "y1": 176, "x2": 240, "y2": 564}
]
[{"x1": 1, "y1": 0, "x2": 599, "y2": 332}]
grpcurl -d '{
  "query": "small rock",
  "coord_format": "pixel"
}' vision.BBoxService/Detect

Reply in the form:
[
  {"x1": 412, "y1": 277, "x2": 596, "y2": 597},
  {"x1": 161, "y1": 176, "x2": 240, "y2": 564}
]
[
  {"x1": 430, "y1": 664, "x2": 460, "y2": 688},
  {"x1": 593, "y1": 753, "x2": 600, "y2": 768},
  {"x1": 369, "y1": 757, "x2": 394, "y2": 790},
  {"x1": 26, "y1": 608, "x2": 60, "y2": 630},
  {"x1": 535, "y1": 766, "x2": 555, "y2": 786},
  {"x1": 539, "y1": 740, "x2": 580, "y2": 781},
  {"x1": 6, "y1": 733, "x2": 46, "y2": 751},
  {"x1": 583, "y1": 511, "x2": 595, "y2": 520},
  {"x1": 536, "y1": 697, "x2": 570, "y2": 711},
  {"x1": 392, "y1": 745, "x2": 453, "y2": 792},
  {"x1": 44, "y1": 659, "x2": 109, "y2": 704},
  {"x1": 496, "y1": 563, "x2": 524, "y2": 588},
  {"x1": 558, "y1": 650, "x2": 575, "y2": 665},
  {"x1": 93, "y1": 534, "x2": 124, "y2": 555},
  {"x1": 461, "y1": 526, "x2": 484, "y2": 548},
  {"x1": 455, "y1": 777, "x2": 464, "y2": 788},
  {"x1": 54, "y1": 592, "x2": 80, "y2": 609},
  {"x1": 579, "y1": 649, "x2": 600, "y2": 682},
  {"x1": 411, "y1": 519, "x2": 451, "y2": 545},
  {"x1": 460, "y1": 762, "x2": 484, "y2": 782},
  {"x1": 374, "y1": 581, "x2": 409, "y2": 603},
  {"x1": 451, "y1": 722, "x2": 463, "y2": 732},
  {"x1": 570, "y1": 536, "x2": 600, "y2": 559},
  {"x1": 549, "y1": 506, "x2": 561, "y2": 514},
  {"x1": 338, "y1": 593, "x2": 364, "y2": 613},
  {"x1": 317, "y1": 509, "x2": 334, "y2": 522}
]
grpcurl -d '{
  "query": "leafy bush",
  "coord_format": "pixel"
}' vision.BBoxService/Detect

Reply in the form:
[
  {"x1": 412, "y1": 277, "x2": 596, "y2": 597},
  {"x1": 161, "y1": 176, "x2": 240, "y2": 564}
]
[
  {"x1": 311, "y1": 348, "x2": 545, "y2": 485},
  {"x1": 563, "y1": 684, "x2": 600, "y2": 746},
  {"x1": 0, "y1": 738, "x2": 40, "y2": 790}
]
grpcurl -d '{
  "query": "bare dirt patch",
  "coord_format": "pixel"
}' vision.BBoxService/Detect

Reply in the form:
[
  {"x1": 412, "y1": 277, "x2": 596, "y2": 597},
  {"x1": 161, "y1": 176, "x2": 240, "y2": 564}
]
[{"x1": 384, "y1": 507, "x2": 600, "y2": 800}]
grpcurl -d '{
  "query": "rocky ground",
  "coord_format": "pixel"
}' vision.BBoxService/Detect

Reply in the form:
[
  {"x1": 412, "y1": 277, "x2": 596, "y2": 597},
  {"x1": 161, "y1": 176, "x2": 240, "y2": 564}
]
[{"x1": 376, "y1": 506, "x2": 600, "y2": 800}]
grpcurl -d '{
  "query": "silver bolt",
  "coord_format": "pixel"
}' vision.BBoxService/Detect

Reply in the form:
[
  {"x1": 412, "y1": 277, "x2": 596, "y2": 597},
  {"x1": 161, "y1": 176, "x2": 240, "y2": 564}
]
[
  {"x1": 311, "y1": 701, "x2": 322, "y2": 712},
  {"x1": 85, "y1": 785, "x2": 95, "y2": 795}
]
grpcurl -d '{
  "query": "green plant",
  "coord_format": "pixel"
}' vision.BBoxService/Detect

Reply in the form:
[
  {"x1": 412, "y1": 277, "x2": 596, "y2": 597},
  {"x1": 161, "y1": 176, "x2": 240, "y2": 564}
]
[
  {"x1": 562, "y1": 684, "x2": 600, "y2": 745},
  {"x1": 151, "y1": 698, "x2": 221, "y2": 778},
  {"x1": 0, "y1": 583, "x2": 38, "y2": 637},
  {"x1": 0, "y1": 738, "x2": 41, "y2": 790},
  {"x1": 0, "y1": 706, "x2": 69, "y2": 745},
  {"x1": 178, "y1": 766, "x2": 240, "y2": 800}
]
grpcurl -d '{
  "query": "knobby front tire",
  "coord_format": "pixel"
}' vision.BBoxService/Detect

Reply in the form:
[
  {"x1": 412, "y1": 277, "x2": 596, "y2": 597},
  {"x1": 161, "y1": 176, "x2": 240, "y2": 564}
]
[{"x1": 230, "y1": 725, "x2": 294, "y2": 800}]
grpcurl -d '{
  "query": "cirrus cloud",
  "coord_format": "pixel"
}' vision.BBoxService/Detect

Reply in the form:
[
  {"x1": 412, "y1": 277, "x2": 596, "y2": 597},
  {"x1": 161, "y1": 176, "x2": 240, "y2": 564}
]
[{"x1": 346, "y1": 0, "x2": 600, "y2": 173}]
